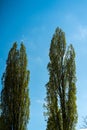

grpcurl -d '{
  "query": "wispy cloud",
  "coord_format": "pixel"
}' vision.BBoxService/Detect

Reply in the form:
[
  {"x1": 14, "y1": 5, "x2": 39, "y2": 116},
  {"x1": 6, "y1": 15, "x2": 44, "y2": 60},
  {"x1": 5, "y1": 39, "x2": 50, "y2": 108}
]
[
  {"x1": 73, "y1": 25, "x2": 87, "y2": 42},
  {"x1": 80, "y1": 129, "x2": 87, "y2": 130},
  {"x1": 65, "y1": 13, "x2": 77, "y2": 23},
  {"x1": 31, "y1": 26, "x2": 46, "y2": 34},
  {"x1": 72, "y1": 25, "x2": 87, "y2": 42},
  {"x1": 70, "y1": 25, "x2": 87, "y2": 56},
  {"x1": 36, "y1": 99, "x2": 44, "y2": 105},
  {"x1": 65, "y1": 13, "x2": 87, "y2": 42},
  {"x1": 30, "y1": 56, "x2": 43, "y2": 66},
  {"x1": 35, "y1": 57, "x2": 43, "y2": 64}
]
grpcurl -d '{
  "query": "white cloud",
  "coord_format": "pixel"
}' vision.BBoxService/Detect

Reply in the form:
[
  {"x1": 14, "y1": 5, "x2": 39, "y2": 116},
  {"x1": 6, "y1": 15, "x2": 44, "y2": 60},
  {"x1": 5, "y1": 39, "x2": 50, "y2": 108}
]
[
  {"x1": 30, "y1": 56, "x2": 43, "y2": 66},
  {"x1": 31, "y1": 26, "x2": 46, "y2": 34},
  {"x1": 35, "y1": 57, "x2": 42, "y2": 64},
  {"x1": 69, "y1": 25, "x2": 87, "y2": 56},
  {"x1": 36, "y1": 99, "x2": 44, "y2": 104},
  {"x1": 73, "y1": 25, "x2": 87, "y2": 42},
  {"x1": 65, "y1": 13, "x2": 77, "y2": 23},
  {"x1": 65, "y1": 13, "x2": 87, "y2": 43},
  {"x1": 80, "y1": 129, "x2": 87, "y2": 130}
]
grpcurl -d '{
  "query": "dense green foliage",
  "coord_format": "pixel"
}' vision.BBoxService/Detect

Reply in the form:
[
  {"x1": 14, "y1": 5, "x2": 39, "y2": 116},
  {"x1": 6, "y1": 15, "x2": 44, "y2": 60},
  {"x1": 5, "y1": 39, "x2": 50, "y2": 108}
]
[
  {"x1": 45, "y1": 27, "x2": 77, "y2": 130},
  {"x1": 0, "y1": 28, "x2": 78, "y2": 130},
  {"x1": 0, "y1": 43, "x2": 30, "y2": 130}
]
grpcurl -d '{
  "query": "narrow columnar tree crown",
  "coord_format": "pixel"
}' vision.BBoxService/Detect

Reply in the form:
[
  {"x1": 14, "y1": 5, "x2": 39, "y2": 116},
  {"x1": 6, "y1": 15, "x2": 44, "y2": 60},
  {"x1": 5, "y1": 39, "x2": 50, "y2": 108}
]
[
  {"x1": 45, "y1": 27, "x2": 77, "y2": 130},
  {"x1": 1, "y1": 42, "x2": 30, "y2": 130}
]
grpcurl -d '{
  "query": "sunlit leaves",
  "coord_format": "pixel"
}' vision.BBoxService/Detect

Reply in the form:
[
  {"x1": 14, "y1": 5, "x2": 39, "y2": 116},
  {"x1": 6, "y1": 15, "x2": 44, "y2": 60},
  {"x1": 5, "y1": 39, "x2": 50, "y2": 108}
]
[
  {"x1": 45, "y1": 27, "x2": 77, "y2": 130},
  {"x1": 1, "y1": 42, "x2": 30, "y2": 130}
]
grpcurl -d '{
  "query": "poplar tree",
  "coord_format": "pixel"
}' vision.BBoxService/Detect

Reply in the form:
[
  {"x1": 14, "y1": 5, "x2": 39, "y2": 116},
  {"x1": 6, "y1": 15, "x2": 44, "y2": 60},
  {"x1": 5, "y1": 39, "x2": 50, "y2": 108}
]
[
  {"x1": 45, "y1": 27, "x2": 77, "y2": 130},
  {"x1": 1, "y1": 42, "x2": 30, "y2": 130}
]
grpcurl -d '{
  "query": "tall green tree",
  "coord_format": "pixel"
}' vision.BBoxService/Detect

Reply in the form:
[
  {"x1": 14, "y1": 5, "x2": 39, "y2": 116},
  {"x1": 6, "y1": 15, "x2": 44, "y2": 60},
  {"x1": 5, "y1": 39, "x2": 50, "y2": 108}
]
[
  {"x1": 1, "y1": 42, "x2": 30, "y2": 130},
  {"x1": 44, "y1": 27, "x2": 77, "y2": 130}
]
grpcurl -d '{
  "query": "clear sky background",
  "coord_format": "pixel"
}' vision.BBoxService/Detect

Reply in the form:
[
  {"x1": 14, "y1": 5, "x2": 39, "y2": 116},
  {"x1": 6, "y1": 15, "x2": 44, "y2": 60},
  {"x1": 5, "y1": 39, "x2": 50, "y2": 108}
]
[{"x1": 0, "y1": 0, "x2": 87, "y2": 130}]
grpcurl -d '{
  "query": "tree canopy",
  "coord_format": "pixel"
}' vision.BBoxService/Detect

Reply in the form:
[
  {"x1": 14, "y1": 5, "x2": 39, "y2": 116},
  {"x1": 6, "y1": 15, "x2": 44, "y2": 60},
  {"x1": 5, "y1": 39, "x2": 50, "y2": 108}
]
[
  {"x1": 45, "y1": 27, "x2": 77, "y2": 130},
  {"x1": 0, "y1": 42, "x2": 30, "y2": 130}
]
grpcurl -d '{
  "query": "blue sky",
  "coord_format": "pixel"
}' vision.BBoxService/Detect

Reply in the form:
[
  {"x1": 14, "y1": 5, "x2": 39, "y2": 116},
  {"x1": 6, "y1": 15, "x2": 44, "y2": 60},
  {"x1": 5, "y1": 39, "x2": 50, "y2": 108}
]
[{"x1": 0, "y1": 0, "x2": 87, "y2": 129}]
